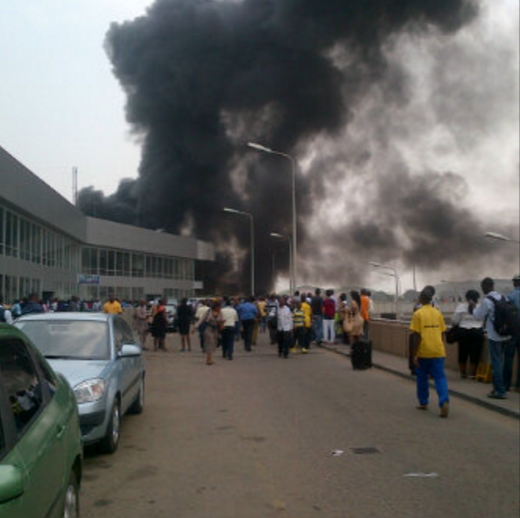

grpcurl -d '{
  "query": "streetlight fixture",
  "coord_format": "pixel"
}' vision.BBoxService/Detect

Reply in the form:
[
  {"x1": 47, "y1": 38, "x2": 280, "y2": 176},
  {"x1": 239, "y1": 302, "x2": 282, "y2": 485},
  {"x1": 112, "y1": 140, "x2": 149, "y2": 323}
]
[
  {"x1": 248, "y1": 141, "x2": 298, "y2": 293},
  {"x1": 224, "y1": 207, "x2": 255, "y2": 296},
  {"x1": 484, "y1": 231, "x2": 520, "y2": 244},
  {"x1": 369, "y1": 261, "x2": 400, "y2": 317},
  {"x1": 270, "y1": 232, "x2": 293, "y2": 293}
]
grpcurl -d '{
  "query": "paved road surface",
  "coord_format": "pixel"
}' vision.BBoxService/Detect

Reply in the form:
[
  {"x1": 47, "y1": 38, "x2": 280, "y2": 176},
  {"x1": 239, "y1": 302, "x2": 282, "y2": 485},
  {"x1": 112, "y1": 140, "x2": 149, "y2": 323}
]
[{"x1": 82, "y1": 333, "x2": 519, "y2": 518}]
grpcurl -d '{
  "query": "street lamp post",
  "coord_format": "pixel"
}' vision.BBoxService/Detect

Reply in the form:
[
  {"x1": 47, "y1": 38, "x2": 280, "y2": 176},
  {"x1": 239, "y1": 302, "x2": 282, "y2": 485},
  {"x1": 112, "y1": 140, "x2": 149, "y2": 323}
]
[
  {"x1": 224, "y1": 207, "x2": 255, "y2": 296},
  {"x1": 270, "y1": 232, "x2": 293, "y2": 293},
  {"x1": 369, "y1": 261, "x2": 400, "y2": 317},
  {"x1": 248, "y1": 142, "x2": 297, "y2": 293}
]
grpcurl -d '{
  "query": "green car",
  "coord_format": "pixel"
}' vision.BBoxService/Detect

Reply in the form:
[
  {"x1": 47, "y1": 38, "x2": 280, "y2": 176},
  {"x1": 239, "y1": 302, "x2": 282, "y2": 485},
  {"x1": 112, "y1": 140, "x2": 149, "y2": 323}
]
[{"x1": 0, "y1": 324, "x2": 83, "y2": 518}]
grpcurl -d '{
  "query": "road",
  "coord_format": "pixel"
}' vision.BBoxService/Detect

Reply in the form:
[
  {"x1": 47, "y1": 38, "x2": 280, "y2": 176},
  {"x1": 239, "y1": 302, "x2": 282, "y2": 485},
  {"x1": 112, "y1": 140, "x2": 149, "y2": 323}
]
[{"x1": 82, "y1": 332, "x2": 519, "y2": 518}]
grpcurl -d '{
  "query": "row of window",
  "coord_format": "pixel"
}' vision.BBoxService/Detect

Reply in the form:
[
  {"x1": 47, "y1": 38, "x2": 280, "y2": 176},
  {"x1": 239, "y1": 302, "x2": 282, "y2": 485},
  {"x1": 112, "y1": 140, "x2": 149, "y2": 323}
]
[
  {"x1": 81, "y1": 247, "x2": 195, "y2": 280},
  {"x1": 0, "y1": 206, "x2": 80, "y2": 272},
  {"x1": 0, "y1": 275, "x2": 42, "y2": 304},
  {"x1": 80, "y1": 286, "x2": 193, "y2": 302}
]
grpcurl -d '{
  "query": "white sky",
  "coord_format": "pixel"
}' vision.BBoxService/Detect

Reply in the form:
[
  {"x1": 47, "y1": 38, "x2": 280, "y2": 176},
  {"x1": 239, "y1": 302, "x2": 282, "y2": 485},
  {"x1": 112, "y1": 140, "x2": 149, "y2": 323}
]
[{"x1": 0, "y1": 0, "x2": 153, "y2": 201}]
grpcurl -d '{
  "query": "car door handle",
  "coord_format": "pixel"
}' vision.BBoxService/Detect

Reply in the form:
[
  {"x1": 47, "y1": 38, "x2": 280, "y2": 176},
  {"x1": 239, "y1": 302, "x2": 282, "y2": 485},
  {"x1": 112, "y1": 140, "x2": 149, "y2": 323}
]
[{"x1": 56, "y1": 424, "x2": 66, "y2": 439}]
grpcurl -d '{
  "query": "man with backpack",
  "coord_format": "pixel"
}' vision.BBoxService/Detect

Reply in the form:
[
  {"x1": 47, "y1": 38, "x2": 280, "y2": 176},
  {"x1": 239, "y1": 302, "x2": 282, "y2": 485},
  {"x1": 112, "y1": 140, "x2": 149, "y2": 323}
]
[{"x1": 472, "y1": 277, "x2": 517, "y2": 399}]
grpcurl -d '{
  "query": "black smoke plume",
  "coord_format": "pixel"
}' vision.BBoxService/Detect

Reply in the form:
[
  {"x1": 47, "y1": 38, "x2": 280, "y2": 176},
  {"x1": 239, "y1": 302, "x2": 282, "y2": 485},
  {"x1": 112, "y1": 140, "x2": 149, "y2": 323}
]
[{"x1": 78, "y1": 0, "x2": 517, "y2": 293}]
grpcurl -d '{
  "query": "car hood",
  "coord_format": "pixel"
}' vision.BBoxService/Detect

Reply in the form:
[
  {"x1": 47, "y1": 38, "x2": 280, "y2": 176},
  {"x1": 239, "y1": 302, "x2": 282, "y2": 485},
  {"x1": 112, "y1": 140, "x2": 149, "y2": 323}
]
[{"x1": 47, "y1": 359, "x2": 111, "y2": 389}]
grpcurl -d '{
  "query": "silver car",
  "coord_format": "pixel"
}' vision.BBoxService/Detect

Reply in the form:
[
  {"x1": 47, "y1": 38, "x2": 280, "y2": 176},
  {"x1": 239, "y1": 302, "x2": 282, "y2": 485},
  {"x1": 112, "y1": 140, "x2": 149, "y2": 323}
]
[{"x1": 15, "y1": 312, "x2": 145, "y2": 454}]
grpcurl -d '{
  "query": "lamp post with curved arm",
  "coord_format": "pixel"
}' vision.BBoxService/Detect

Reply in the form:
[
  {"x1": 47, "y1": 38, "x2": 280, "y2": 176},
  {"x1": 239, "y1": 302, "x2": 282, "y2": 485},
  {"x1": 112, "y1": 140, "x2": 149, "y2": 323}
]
[
  {"x1": 224, "y1": 207, "x2": 255, "y2": 296},
  {"x1": 248, "y1": 142, "x2": 297, "y2": 293}
]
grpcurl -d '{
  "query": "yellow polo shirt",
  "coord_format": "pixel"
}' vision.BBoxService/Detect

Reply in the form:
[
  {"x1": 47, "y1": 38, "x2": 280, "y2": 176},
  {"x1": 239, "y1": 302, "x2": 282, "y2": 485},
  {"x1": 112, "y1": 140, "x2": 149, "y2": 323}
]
[
  {"x1": 409, "y1": 304, "x2": 446, "y2": 358},
  {"x1": 103, "y1": 300, "x2": 122, "y2": 314},
  {"x1": 301, "y1": 301, "x2": 312, "y2": 328}
]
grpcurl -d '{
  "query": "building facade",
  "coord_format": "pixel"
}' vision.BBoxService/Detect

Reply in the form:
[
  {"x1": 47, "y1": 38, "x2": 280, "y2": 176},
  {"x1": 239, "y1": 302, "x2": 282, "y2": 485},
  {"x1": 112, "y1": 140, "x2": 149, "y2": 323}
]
[{"x1": 0, "y1": 146, "x2": 214, "y2": 302}]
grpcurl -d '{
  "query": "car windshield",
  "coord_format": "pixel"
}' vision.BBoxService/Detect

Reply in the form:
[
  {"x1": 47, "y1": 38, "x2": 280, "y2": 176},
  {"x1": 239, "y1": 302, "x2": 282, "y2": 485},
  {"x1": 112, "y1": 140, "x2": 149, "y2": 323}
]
[{"x1": 16, "y1": 320, "x2": 110, "y2": 360}]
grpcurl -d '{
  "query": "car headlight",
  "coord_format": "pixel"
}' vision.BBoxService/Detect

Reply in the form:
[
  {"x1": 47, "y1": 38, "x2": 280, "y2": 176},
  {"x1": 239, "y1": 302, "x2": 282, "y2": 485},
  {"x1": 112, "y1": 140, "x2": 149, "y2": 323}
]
[{"x1": 74, "y1": 378, "x2": 105, "y2": 404}]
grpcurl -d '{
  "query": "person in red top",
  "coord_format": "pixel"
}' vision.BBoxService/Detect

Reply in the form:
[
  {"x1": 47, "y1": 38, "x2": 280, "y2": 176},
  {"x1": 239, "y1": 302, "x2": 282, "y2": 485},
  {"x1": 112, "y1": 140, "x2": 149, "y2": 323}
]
[
  {"x1": 360, "y1": 289, "x2": 371, "y2": 339},
  {"x1": 322, "y1": 289, "x2": 336, "y2": 344}
]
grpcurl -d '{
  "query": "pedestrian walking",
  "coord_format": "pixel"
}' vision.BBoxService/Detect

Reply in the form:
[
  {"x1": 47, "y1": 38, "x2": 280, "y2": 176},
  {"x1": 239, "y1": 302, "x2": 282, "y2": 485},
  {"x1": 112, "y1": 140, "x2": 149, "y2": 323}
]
[
  {"x1": 311, "y1": 288, "x2": 324, "y2": 345},
  {"x1": 301, "y1": 296, "x2": 312, "y2": 351},
  {"x1": 21, "y1": 293, "x2": 44, "y2": 315},
  {"x1": 292, "y1": 301, "x2": 306, "y2": 353},
  {"x1": 237, "y1": 297, "x2": 258, "y2": 352},
  {"x1": 343, "y1": 291, "x2": 364, "y2": 344},
  {"x1": 451, "y1": 290, "x2": 484, "y2": 379},
  {"x1": 337, "y1": 293, "x2": 349, "y2": 344},
  {"x1": 472, "y1": 277, "x2": 515, "y2": 398},
  {"x1": 194, "y1": 299, "x2": 210, "y2": 351},
  {"x1": 199, "y1": 300, "x2": 224, "y2": 365},
  {"x1": 103, "y1": 293, "x2": 122, "y2": 315},
  {"x1": 265, "y1": 295, "x2": 279, "y2": 345},
  {"x1": 277, "y1": 297, "x2": 293, "y2": 358},
  {"x1": 221, "y1": 297, "x2": 239, "y2": 360},
  {"x1": 151, "y1": 298, "x2": 168, "y2": 352},
  {"x1": 177, "y1": 298, "x2": 193, "y2": 352},
  {"x1": 322, "y1": 290, "x2": 336, "y2": 344},
  {"x1": 133, "y1": 299, "x2": 150, "y2": 350},
  {"x1": 360, "y1": 289, "x2": 371, "y2": 339},
  {"x1": 409, "y1": 286, "x2": 449, "y2": 417}
]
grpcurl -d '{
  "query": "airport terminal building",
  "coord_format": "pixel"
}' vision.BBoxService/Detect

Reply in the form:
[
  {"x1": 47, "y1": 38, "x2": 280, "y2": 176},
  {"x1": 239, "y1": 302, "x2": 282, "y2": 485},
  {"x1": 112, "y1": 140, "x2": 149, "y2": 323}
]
[{"x1": 0, "y1": 146, "x2": 215, "y2": 303}]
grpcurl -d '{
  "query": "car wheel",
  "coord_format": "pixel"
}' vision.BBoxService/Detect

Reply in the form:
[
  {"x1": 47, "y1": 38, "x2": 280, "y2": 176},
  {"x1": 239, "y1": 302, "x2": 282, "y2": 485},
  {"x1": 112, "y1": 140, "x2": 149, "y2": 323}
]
[
  {"x1": 99, "y1": 399, "x2": 121, "y2": 454},
  {"x1": 62, "y1": 471, "x2": 79, "y2": 518},
  {"x1": 129, "y1": 377, "x2": 145, "y2": 414}
]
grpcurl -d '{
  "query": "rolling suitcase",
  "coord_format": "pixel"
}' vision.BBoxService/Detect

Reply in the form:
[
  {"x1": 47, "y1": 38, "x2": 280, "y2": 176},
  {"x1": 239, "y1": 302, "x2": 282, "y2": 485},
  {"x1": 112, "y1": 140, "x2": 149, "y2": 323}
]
[{"x1": 351, "y1": 338, "x2": 372, "y2": 370}]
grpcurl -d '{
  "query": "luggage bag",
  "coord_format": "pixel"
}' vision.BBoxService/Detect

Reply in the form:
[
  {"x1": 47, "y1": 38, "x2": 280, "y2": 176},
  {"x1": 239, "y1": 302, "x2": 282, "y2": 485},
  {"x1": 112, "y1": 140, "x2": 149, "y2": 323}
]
[{"x1": 351, "y1": 338, "x2": 372, "y2": 370}]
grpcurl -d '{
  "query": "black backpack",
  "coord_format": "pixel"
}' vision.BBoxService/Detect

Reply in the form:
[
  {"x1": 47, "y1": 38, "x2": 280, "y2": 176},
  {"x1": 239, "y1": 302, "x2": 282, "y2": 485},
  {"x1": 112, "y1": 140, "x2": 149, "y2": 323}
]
[{"x1": 487, "y1": 296, "x2": 520, "y2": 338}]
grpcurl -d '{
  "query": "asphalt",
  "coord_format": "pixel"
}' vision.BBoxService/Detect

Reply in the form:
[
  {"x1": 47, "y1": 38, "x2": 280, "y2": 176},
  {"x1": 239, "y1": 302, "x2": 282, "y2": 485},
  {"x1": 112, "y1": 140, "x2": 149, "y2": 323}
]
[{"x1": 319, "y1": 341, "x2": 520, "y2": 419}]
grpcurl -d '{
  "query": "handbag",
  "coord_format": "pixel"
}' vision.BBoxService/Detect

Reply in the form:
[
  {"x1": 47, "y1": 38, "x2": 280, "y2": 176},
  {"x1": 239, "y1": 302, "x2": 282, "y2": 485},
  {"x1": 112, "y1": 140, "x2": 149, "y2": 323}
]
[{"x1": 446, "y1": 325, "x2": 460, "y2": 344}]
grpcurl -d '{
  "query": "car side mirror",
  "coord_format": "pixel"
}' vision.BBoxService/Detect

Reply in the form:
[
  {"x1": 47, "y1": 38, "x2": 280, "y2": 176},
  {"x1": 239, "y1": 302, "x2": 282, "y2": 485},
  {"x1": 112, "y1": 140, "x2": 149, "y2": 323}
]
[
  {"x1": 119, "y1": 344, "x2": 142, "y2": 358},
  {"x1": 0, "y1": 465, "x2": 25, "y2": 504}
]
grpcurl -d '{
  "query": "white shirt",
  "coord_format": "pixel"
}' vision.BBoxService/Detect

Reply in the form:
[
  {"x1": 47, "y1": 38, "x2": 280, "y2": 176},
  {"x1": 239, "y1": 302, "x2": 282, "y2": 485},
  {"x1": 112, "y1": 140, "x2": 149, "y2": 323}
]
[
  {"x1": 452, "y1": 303, "x2": 483, "y2": 330},
  {"x1": 0, "y1": 305, "x2": 13, "y2": 325},
  {"x1": 221, "y1": 306, "x2": 238, "y2": 327},
  {"x1": 472, "y1": 291, "x2": 510, "y2": 342},
  {"x1": 195, "y1": 305, "x2": 209, "y2": 323},
  {"x1": 277, "y1": 306, "x2": 294, "y2": 332}
]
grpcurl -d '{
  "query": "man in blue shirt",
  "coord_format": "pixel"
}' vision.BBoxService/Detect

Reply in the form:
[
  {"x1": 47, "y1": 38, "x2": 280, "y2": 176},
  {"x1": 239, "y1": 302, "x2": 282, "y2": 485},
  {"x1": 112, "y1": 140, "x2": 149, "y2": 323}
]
[
  {"x1": 472, "y1": 277, "x2": 515, "y2": 399},
  {"x1": 507, "y1": 275, "x2": 520, "y2": 390},
  {"x1": 237, "y1": 297, "x2": 259, "y2": 352}
]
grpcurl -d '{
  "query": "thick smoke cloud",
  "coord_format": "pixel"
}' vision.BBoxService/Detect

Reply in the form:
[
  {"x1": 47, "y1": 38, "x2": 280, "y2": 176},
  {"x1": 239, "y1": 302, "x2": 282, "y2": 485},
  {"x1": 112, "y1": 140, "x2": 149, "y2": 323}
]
[{"x1": 78, "y1": 0, "x2": 518, "y2": 293}]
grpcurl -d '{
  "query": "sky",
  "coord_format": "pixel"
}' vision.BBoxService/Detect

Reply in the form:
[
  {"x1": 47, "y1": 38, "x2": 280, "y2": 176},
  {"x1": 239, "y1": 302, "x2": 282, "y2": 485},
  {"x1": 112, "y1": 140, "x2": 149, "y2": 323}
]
[{"x1": 1, "y1": 0, "x2": 518, "y2": 293}]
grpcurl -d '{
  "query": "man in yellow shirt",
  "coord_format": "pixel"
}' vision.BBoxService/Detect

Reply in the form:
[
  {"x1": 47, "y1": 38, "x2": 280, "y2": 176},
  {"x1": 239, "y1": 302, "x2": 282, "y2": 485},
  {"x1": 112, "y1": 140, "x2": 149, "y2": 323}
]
[
  {"x1": 301, "y1": 297, "x2": 312, "y2": 352},
  {"x1": 409, "y1": 286, "x2": 449, "y2": 418},
  {"x1": 103, "y1": 293, "x2": 123, "y2": 315}
]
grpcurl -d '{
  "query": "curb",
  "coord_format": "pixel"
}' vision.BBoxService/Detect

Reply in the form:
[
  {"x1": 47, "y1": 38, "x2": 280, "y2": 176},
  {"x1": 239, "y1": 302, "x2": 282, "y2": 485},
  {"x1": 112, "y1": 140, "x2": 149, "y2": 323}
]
[{"x1": 319, "y1": 344, "x2": 520, "y2": 420}]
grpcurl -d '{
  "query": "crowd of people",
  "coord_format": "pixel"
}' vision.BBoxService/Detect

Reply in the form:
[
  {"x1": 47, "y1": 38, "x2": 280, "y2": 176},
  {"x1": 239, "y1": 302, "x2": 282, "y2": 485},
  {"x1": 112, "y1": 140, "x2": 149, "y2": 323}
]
[
  {"x1": 1, "y1": 275, "x2": 519, "y2": 416},
  {"x1": 409, "y1": 275, "x2": 520, "y2": 418},
  {"x1": 160, "y1": 289, "x2": 374, "y2": 365}
]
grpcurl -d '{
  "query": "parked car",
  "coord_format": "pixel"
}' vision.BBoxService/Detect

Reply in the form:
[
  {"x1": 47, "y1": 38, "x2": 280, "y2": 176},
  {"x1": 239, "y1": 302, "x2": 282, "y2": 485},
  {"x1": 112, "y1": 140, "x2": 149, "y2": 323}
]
[
  {"x1": 15, "y1": 313, "x2": 145, "y2": 454},
  {"x1": 0, "y1": 323, "x2": 82, "y2": 518}
]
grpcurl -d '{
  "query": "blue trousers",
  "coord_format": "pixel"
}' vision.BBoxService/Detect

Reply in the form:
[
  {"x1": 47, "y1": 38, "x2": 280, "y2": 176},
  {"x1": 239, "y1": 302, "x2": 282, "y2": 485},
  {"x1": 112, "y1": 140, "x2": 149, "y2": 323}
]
[
  {"x1": 416, "y1": 358, "x2": 449, "y2": 407},
  {"x1": 488, "y1": 338, "x2": 515, "y2": 394},
  {"x1": 312, "y1": 315, "x2": 323, "y2": 343}
]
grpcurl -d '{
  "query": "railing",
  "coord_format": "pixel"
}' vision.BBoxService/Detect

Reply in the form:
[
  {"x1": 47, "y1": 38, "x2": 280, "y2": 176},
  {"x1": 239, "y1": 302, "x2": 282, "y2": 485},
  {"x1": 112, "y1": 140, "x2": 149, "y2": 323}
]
[{"x1": 369, "y1": 318, "x2": 518, "y2": 386}]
